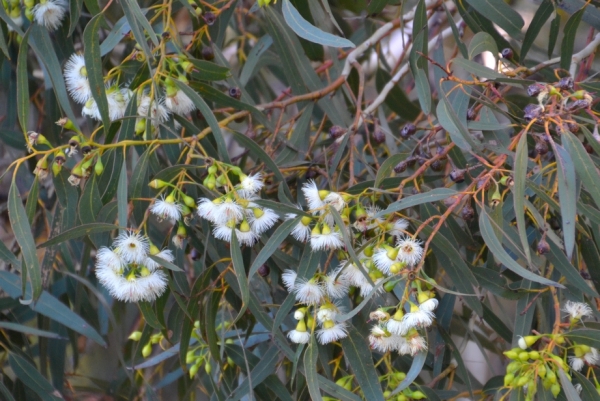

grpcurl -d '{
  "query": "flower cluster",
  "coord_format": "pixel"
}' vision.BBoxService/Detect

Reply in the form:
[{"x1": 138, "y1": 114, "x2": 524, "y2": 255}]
[
  {"x1": 2, "y1": 0, "x2": 68, "y2": 32},
  {"x1": 196, "y1": 167, "x2": 278, "y2": 246},
  {"x1": 95, "y1": 231, "x2": 172, "y2": 302},
  {"x1": 501, "y1": 301, "x2": 600, "y2": 399},
  {"x1": 277, "y1": 178, "x2": 434, "y2": 350},
  {"x1": 368, "y1": 293, "x2": 437, "y2": 356}
]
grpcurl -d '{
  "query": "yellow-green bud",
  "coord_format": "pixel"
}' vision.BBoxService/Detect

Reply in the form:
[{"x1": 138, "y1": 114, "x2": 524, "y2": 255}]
[
  {"x1": 94, "y1": 157, "x2": 104, "y2": 175},
  {"x1": 135, "y1": 118, "x2": 147, "y2": 135},
  {"x1": 411, "y1": 391, "x2": 426, "y2": 400},
  {"x1": 128, "y1": 331, "x2": 142, "y2": 341},
  {"x1": 551, "y1": 383, "x2": 561, "y2": 397},
  {"x1": 142, "y1": 343, "x2": 152, "y2": 357},
  {"x1": 186, "y1": 350, "x2": 196, "y2": 364},
  {"x1": 204, "y1": 361, "x2": 212, "y2": 374},
  {"x1": 528, "y1": 351, "x2": 540, "y2": 360},
  {"x1": 504, "y1": 373, "x2": 515, "y2": 387},
  {"x1": 506, "y1": 361, "x2": 521, "y2": 374},
  {"x1": 504, "y1": 350, "x2": 519, "y2": 360},
  {"x1": 149, "y1": 179, "x2": 168, "y2": 189},
  {"x1": 189, "y1": 363, "x2": 199, "y2": 378},
  {"x1": 537, "y1": 364, "x2": 547, "y2": 378},
  {"x1": 516, "y1": 376, "x2": 528, "y2": 387},
  {"x1": 183, "y1": 195, "x2": 196, "y2": 208}
]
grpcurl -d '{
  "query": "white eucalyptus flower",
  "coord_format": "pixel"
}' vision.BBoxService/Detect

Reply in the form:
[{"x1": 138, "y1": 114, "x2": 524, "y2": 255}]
[
  {"x1": 145, "y1": 249, "x2": 175, "y2": 271},
  {"x1": 419, "y1": 298, "x2": 439, "y2": 312},
  {"x1": 64, "y1": 53, "x2": 91, "y2": 104},
  {"x1": 402, "y1": 306, "x2": 435, "y2": 330},
  {"x1": 165, "y1": 88, "x2": 196, "y2": 115},
  {"x1": 302, "y1": 180, "x2": 326, "y2": 211},
  {"x1": 113, "y1": 231, "x2": 149, "y2": 264},
  {"x1": 281, "y1": 269, "x2": 298, "y2": 292},
  {"x1": 137, "y1": 94, "x2": 170, "y2": 126},
  {"x1": 33, "y1": 0, "x2": 67, "y2": 31},
  {"x1": 293, "y1": 278, "x2": 324, "y2": 305},
  {"x1": 396, "y1": 237, "x2": 424, "y2": 266},
  {"x1": 569, "y1": 356, "x2": 585, "y2": 372},
  {"x1": 248, "y1": 207, "x2": 278, "y2": 234},
  {"x1": 317, "y1": 320, "x2": 348, "y2": 344},
  {"x1": 388, "y1": 218, "x2": 409, "y2": 237},
  {"x1": 96, "y1": 247, "x2": 124, "y2": 272},
  {"x1": 288, "y1": 319, "x2": 311, "y2": 344},
  {"x1": 237, "y1": 173, "x2": 264, "y2": 197},
  {"x1": 323, "y1": 270, "x2": 349, "y2": 299},
  {"x1": 150, "y1": 195, "x2": 182, "y2": 221},
  {"x1": 310, "y1": 224, "x2": 344, "y2": 251},
  {"x1": 563, "y1": 301, "x2": 593, "y2": 320}
]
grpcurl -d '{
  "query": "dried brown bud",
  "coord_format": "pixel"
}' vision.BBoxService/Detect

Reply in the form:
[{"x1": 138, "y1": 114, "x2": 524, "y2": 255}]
[
  {"x1": 258, "y1": 265, "x2": 270, "y2": 277},
  {"x1": 449, "y1": 169, "x2": 465, "y2": 183},
  {"x1": 228, "y1": 87, "x2": 242, "y2": 99},
  {"x1": 466, "y1": 108, "x2": 477, "y2": 121},
  {"x1": 501, "y1": 48, "x2": 514, "y2": 59},
  {"x1": 203, "y1": 11, "x2": 216, "y2": 25},
  {"x1": 535, "y1": 141, "x2": 549, "y2": 156},
  {"x1": 372, "y1": 129, "x2": 386, "y2": 144},
  {"x1": 329, "y1": 125, "x2": 346, "y2": 139},
  {"x1": 527, "y1": 83, "x2": 546, "y2": 97},
  {"x1": 477, "y1": 178, "x2": 491, "y2": 191},
  {"x1": 461, "y1": 204, "x2": 475, "y2": 221},
  {"x1": 393, "y1": 161, "x2": 407, "y2": 173},
  {"x1": 400, "y1": 123, "x2": 416, "y2": 139},
  {"x1": 430, "y1": 159, "x2": 444, "y2": 172},
  {"x1": 537, "y1": 240, "x2": 550, "y2": 255},
  {"x1": 556, "y1": 77, "x2": 574, "y2": 91},
  {"x1": 523, "y1": 104, "x2": 544, "y2": 122},
  {"x1": 201, "y1": 46, "x2": 215, "y2": 60}
]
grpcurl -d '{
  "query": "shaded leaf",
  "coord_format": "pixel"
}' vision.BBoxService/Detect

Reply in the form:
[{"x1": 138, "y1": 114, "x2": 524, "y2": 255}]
[
  {"x1": 38, "y1": 223, "x2": 118, "y2": 248},
  {"x1": 521, "y1": 0, "x2": 554, "y2": 60},
  {"x1": 9, "y1": 353, "x2": 64, "y2": 401},
  {"x1": 340, "y1": 326, "x2": 384, "y2": 401},
  {"x1": 0, "y1": 271, "x2": 106, "y2": 346},
  {"x1": 230, "y1": 231, "x2": 249, "y2": 325},
  {"x1": 479, "y1": 209, "x2": 563, "y2": 288}
]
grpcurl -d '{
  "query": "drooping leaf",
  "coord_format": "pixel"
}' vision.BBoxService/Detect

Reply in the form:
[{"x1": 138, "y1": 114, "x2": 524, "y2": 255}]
[
  {"x1": 281, "y1": 0, "x2": 354, "y2": 48},
  {"x1": 8, "y1": 181, "x2": 41, "y2": 301},
  {"x1": 513, "y1": 133, "x2": 532, "y2": 266},
  {"x1": 560, "y1": 6, "x2": 585, "y2": 71},
  {"x1": 521, "y1": 0, "x2": 554, "y2": 60},
  {"x1": 464, "y1": 0, "x2": 524, "y2": 39}
]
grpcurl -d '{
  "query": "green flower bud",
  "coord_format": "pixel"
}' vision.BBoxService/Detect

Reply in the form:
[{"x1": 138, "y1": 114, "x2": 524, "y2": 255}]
[
  {"x1": 204, "y1": 361, "x2": 212, "y2": 374},
  {"x1": 128, "y1": 331, "x2": 142, "y2": 341},
  {"x1": 142, "y1": 343, "x2": 152, "y2": 357},
  {"x1": 189, "y1": 362, "x2": 199, "y2": 378},
  {"x1": 551, "y1": 383, "x2": 561, "y2": 397},
  {"x1": 94, "y1": 157, "x2": 104, "y2": 175},
  {"x1": 504, "y1": 373, "x2": 515, "y2": 387},
  {"x1": 149, "y1": 179, "x2": 168, "y2": 189}
]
